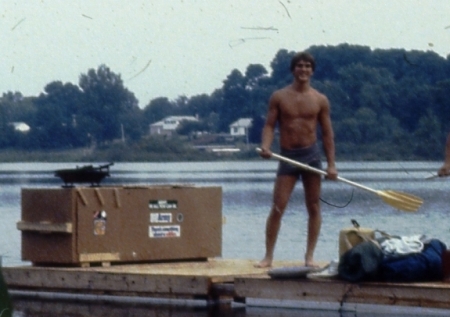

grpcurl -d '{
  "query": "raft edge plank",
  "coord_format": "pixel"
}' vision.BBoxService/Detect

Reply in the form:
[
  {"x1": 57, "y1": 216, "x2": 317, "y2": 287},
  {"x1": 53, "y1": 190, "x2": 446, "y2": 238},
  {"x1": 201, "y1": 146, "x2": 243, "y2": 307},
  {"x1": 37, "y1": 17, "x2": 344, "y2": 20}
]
[
  {"x1": 3, "y1": 267, "x2": 210, "y2": 295},
  {"x1": 234, "y1": 276, "x2": 450, "y2": 309}
]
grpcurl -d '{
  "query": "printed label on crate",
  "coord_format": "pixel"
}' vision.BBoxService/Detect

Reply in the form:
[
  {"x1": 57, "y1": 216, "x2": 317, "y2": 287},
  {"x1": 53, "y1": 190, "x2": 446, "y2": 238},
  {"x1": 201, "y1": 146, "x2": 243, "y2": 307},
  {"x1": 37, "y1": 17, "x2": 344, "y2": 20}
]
[
  {"x1": 149, "y1": 225, "x2": 181, "y2": 238},
  {"x1": 150, "y1": 212, "x2": 172, "y2": 223},
  {"x1": 93, "y1": 219, "x2": 106, "y2": 235},
  {"x1": 148, "y1": 200, "x2": 178, "y2": 210}
]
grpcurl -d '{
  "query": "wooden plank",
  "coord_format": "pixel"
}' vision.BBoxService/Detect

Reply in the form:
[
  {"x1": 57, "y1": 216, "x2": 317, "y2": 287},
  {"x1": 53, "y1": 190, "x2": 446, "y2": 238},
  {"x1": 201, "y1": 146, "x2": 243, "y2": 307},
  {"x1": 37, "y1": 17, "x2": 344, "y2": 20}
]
[
  {"x1": 234, "y1": 276, "x2": 450, "y2": 310},
  {"x1": 16, "y1": 221, "x2": 73, "y2": 234},
  {"x1": 79, "y1": 252, "x2": 120, "y2": 262},
  {"x1": 2, "y1": 267, "x2": 210, "y2": 296},
  {"x1": 82, "y1": 258, "x2": 275, "y2": 283},
  {"x1": 80, "y1": 262, "x2": 112, "y2": 268},
  {"x1": 2, "y1": 259, "x2": 272, "y2": 298},
  {"x1": 235, "y1": 276, "x2": 347, "y2": 302}
]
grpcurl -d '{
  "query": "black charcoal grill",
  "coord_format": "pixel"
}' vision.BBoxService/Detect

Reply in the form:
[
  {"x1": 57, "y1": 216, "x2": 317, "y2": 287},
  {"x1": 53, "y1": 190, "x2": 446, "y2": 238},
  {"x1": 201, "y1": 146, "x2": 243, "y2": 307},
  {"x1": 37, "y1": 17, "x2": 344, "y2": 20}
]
[{"x1": 55, "y1": 162, "x2": 113, "y2": 187}]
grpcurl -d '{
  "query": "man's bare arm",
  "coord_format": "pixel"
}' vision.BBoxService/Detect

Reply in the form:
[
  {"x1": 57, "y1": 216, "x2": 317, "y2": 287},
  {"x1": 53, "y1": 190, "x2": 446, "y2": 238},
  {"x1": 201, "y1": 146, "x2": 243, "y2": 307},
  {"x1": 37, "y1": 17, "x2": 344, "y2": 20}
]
[
  {"x1": 318, "y1": 95, "x2": 337, "y2": 179},
  {"x1": 438, "y1": 133, "x2": 450, "y2": 176},
  {"x1": 260, "y1": 93, "x2": 279, "y2": 158}
]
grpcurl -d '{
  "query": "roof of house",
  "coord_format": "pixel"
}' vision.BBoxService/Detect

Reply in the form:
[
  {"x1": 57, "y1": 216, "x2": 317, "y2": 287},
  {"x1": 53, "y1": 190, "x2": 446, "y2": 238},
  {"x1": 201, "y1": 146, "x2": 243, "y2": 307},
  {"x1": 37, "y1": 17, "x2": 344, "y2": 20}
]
[
  {"x1": 10, "y1": 122, "x2": 30, "y2": 132},
  {"x1": 229, "y1": 118, "x2": 252, "y2": 128},
  {"x1": 150, "y1": 116, "x2": 198, "y2": 127}
]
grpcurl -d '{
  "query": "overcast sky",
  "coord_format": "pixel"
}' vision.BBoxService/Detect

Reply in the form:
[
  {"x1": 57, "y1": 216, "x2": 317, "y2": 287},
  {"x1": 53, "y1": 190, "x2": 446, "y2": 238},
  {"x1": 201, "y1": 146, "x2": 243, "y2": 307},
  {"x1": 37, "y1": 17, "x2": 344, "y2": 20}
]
[{"x1": 2, "y1": 0, "x2": 450, "y2": 107}]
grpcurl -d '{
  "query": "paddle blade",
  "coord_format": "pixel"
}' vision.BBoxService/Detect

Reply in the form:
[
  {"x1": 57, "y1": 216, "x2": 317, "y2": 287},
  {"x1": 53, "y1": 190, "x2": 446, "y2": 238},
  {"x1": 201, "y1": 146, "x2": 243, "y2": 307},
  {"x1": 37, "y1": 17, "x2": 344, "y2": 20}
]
[{"x1": 378, "y1": 190, "x2": 423, "y2": 212}]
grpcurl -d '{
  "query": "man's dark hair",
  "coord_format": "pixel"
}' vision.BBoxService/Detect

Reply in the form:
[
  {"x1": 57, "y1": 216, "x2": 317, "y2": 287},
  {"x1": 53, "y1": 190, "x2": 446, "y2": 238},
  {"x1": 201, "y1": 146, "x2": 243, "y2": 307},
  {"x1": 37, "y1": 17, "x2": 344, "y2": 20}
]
[{"x1": 290, "y1": 52, "x2": 316, "y2": 72}]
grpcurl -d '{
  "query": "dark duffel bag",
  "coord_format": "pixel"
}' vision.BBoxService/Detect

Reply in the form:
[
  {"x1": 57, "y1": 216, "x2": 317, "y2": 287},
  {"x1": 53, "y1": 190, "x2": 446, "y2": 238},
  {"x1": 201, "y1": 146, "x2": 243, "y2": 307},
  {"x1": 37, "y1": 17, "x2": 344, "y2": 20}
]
[
  {"x1": 380, "y1": 239, "x2": 446, "y2": 282},
  {"x1": 338, "y1": 240, "x2": 384, "y2": 282}
]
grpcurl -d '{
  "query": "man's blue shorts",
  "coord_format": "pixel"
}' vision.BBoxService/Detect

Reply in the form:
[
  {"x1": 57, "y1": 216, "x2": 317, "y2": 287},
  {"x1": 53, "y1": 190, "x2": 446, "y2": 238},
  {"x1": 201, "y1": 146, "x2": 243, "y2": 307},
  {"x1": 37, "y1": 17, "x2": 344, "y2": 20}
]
[{"x1": 277, "y1": 143, "x2": 322, "y2": 178}]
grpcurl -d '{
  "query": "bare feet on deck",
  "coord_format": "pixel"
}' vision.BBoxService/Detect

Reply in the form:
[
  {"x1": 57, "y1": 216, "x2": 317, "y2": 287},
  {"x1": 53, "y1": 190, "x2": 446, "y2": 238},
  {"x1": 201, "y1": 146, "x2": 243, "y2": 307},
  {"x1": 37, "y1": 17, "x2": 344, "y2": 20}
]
[
  {"x1": 305, "y1": 254, "x2": 319, "y2": 268},
  {"x1": 305, "y1": 261, "x2": 320, "y2": 268},
  {"x1": 254, "y1": 257, "x2": 272, "y2": 268}
]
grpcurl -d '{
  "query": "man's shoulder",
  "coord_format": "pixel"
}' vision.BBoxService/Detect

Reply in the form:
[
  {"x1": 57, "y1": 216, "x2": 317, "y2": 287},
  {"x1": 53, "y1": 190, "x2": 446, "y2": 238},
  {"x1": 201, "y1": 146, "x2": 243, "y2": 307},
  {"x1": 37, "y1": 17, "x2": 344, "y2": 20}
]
[
  {"x1": 271, "y1": 85, "x2": 292, "y2": 97},
  {"x1": 310, "y1": 86, "x2": 325, "y2": 96},
  {"x1": 310, "y1": 88, "x2": 329, "y2": 103},
  {"x1": 269, "y1": 86, "x2": 288, "y2": 102}
]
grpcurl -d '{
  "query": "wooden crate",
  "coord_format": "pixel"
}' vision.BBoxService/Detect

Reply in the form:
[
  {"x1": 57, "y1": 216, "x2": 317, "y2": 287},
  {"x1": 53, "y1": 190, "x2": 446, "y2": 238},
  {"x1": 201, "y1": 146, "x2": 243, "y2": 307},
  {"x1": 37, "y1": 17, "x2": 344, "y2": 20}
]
[{"x1": 19, "y1": 186, "x2": 222, "y2": 266}]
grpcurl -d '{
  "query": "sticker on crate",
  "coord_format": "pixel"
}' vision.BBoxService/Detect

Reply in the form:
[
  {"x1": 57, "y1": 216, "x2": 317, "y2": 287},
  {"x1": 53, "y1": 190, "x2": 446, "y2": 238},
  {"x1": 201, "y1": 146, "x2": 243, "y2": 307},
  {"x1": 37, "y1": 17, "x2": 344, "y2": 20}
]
[
  {"x1": 149, "y1": 225, "x2": 181, "y2": 238},
  {"x1": 150, "y1": 212, "x2": 172, "y2": 223},
  {"x1": 93, "y1": 219, "x2": 106, "y2": 235},
  {"x1": 149, "y1": 200, "x2": 178, "y2": 209},
  {"x1": 93, "y1": 210, "x2": 107, "y2": 235}
]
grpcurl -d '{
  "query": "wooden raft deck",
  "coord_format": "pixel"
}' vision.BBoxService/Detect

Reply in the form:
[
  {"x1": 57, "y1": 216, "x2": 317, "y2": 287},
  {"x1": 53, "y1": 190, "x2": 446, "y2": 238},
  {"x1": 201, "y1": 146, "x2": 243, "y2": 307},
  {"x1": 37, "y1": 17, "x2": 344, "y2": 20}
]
[
  {"x1": 235, "y1": 274, "x2": 450, "y2": 314},
  {"x1": 2, "y1": 258, "x2": 281, "y2": 303},
  {"x1": 4, "y1": 258, "x2": 450, "y2": 313}
]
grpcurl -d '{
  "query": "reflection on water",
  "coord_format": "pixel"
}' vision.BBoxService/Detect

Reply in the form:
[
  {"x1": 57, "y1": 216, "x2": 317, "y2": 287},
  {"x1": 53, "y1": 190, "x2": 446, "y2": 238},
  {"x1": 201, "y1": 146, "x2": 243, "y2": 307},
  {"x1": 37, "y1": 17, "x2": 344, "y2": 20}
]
[
  {"x1": 1, "y1": 161, "x2": 448, "y2": 317},
  {"x1": 12, "y1": 298, "x2": 244, "y2": 317},
  {"x1": 11, "y1": 298, "x2": 449, "y2": 317}
]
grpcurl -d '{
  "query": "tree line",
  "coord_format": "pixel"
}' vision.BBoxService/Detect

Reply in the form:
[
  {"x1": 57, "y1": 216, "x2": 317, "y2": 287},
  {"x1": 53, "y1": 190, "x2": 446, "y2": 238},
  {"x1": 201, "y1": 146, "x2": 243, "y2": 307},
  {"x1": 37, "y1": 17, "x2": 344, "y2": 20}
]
[{"x1": 1, "y1": 43, "x2": 449, "y2": 160}]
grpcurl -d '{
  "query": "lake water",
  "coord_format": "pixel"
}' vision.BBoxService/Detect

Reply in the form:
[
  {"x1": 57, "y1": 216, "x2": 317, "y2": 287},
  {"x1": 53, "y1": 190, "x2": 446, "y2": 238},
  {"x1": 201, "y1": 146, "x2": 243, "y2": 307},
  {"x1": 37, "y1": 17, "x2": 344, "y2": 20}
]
[{"x1": 1, "y1": 160, "x2": 449, "y2": 316}]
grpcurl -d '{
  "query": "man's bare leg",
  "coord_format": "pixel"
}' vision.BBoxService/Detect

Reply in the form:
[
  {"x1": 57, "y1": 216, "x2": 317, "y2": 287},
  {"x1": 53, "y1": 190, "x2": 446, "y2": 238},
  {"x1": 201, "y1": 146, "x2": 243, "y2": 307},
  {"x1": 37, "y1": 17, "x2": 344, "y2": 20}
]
[
  {"x1": 302, "y1": 173, "x2": 322, "y2": 267},
  {"x1": 253, "y1": 205, "x2": 280, "y2": 268},
  {"x1": 305, "y1": 210, "x2": 321, "y2": 267},
  {"x1": 255, "y1": 175, "x2": 297, "y2": 268}
]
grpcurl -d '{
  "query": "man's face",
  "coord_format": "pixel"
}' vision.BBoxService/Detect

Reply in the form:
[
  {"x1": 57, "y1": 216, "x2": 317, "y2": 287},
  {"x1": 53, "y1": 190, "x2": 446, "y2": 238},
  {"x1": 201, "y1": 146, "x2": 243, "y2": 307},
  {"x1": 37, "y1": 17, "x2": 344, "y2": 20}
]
[{"x1": 293, "y1": 60, "x2": 313, "y2": 82}]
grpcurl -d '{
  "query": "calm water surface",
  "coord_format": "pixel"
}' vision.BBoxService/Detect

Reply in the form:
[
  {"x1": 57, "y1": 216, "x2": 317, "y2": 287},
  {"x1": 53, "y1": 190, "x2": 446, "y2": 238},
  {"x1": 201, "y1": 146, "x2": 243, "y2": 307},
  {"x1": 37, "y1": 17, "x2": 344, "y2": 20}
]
[{"x1": 1, "y1": 160, "x2": 448, "y2": 316}]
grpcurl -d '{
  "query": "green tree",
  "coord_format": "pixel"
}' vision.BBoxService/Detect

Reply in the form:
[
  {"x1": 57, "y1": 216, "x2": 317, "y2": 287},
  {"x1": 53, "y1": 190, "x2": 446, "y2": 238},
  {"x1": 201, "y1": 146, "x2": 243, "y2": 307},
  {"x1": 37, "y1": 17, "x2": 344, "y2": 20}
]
[
  {"x1": 245, "y1": 64, "x2": 270, "y2": 119},
  {"x1": 185, "y1": 94, "x2": 217, "y2": 120},
  {"x1": 434, "y1": 79, "x2": 450, "y2": 133},
  {"x1": 390, "y1": 78, "x2": 432, "y2": 132},
  {"x1": 268, "y1": 49, "x2": 295, "y2": 87},
  {"x1": 218, "y1": 69, "x2": 248, "y2": 131},
  {"x1": 337, "y1": 63, "x2": 395, "y2": 112},
  {"x1": 248, "y1": 115, "x2": 265, "y2": 143},
  {"x1": 413, "y1": 110, "x2": 442, "y2": 159},
  {"x1": 312, "y1": 80, "x2": 351, "y2": 121},
  {"x1": 0, "y1": 92, "x2": 36, "y2": 123},
  {"x1": 309, "y1": 43, "x2": 372, "y2": 81},
  {"x1": 0, "y1": 92, "x2": 36, "y2": 148},
  {"x1": 143, "y1": 97, "x2": 176, "y2": 124},
  {"x1": 31, "y1": 81, "x2": 87, "y2": 149},
  {"x1": 335, "y1": 117, "x2": 362, "y2": 143},
  {"x1": 0, "y1": 106, "x2": 14, "y2": 148},
  {"x1": 79, "y1": 65, "x2": 139, "y2": 145},
  {"x1": 245, "y1": 64, "x2": 268, "y2": 90}
]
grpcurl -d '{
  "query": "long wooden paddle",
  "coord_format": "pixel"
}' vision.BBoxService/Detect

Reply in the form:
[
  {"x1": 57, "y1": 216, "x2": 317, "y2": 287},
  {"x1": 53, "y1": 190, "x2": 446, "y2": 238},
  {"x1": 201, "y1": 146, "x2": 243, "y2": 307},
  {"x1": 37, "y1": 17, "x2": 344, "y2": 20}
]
[
  {"x1": 256, "y1": 148, "x2": 423, "y2": 212},
  {"x1": 425, "y1": 173, "x2": 450, "y2": 179}
]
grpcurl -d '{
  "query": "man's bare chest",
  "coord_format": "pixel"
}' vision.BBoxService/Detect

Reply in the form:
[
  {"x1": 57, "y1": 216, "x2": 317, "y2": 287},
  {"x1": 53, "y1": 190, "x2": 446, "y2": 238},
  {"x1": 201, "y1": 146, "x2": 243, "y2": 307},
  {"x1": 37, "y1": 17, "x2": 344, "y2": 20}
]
[{"x1": 279, "y1": 99, "x2": 319, "y2": 118}]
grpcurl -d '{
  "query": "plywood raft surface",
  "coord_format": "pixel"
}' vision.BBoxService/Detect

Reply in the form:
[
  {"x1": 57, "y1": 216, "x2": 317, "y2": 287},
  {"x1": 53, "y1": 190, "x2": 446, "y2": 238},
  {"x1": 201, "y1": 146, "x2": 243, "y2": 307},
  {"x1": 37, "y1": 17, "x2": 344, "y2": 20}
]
[
  {"x1": 5, "y1": 258, "x2": 450, "y2": 311},
  {"x1": 3, "y1": 259, "x2": 305, "y2": 297}
]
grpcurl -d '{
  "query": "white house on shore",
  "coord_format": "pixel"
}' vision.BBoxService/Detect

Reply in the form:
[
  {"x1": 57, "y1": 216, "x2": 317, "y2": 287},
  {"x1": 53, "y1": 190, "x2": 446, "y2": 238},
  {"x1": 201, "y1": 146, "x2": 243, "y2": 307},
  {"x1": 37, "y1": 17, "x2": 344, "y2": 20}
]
[
  {"x1": 229, "y1": 118, "x2": 252, "y2": 136},
  {"x1": 149, "y1": 116, "x2": 198, "y2": 136},
  {"x1": 10, "y1": 122, "x2": 30, "y2": 133}
]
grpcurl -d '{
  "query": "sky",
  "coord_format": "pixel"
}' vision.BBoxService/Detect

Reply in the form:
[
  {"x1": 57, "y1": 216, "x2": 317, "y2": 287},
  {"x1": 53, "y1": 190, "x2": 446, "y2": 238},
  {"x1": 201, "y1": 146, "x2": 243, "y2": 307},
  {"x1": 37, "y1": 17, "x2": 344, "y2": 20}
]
[{"x1": 2, "y1": 0, "x2": 450, "y2": 107}]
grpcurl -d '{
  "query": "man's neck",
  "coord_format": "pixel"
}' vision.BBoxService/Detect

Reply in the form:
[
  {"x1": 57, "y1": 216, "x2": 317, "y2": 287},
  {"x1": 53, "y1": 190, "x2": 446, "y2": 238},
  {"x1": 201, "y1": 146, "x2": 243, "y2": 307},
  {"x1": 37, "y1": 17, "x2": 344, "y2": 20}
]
[{"x1": 291, "y1": 80, "x2": 310, "y2": 92}]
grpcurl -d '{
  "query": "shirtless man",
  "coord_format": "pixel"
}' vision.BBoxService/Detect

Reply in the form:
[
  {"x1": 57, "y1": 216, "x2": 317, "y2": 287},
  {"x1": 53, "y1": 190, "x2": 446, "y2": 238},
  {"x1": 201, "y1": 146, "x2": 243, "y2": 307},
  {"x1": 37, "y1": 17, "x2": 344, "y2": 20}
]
[
  {"x1": 256, "y1": 52, "x2": 338, "y2": 268},
  {"x1": 438, "y1": 132, "x2": 450, "y2": 176}
]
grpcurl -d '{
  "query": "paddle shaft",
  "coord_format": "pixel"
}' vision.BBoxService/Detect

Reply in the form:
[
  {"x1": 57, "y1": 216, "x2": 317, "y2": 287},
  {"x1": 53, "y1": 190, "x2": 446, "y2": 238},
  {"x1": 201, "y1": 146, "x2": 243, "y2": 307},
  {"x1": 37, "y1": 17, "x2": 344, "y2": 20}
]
[
  {"x1": 426, "y1": 173, "x2": 450, "y2": 179},
  {"x1": 257, "y1": 148, "x2": 379, "y2": 195}
]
